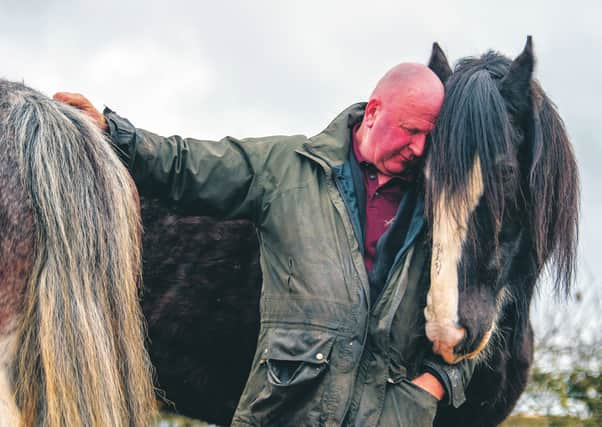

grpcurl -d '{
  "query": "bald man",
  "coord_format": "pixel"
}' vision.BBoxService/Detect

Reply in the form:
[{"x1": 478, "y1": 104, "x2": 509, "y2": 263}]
[{"x1": 55, "y1": 62, "x2": 474, "y2": 426}]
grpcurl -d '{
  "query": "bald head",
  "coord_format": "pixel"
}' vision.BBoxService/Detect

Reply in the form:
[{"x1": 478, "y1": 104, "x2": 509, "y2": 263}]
[
  {"x1": 371, "y1": 62, "x2": 444, "y2": 107},
  {"x1": 355, "y1": 63, "x2": 445, "y2": 181}
]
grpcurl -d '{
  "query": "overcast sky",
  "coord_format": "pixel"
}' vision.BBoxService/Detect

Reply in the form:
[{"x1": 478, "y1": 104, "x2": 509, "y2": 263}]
[{"x1": 1, "y1": 0, "x2": 600, "y2": 336}]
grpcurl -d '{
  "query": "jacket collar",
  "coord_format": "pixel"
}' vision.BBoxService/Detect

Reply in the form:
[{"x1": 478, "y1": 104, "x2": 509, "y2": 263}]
[{"x1": 295, "y1": 103, "x2": 366, "y2": 168}]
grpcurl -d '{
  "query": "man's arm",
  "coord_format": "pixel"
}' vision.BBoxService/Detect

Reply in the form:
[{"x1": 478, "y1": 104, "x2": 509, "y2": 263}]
[{"x1": 54, "y1": 92, "x2": 274, "y2": 221}]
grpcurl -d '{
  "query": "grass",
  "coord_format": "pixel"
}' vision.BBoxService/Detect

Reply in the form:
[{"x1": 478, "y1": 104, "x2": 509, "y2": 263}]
[
  {"x1": 502, "y1": 415, "x2": 589, "y2": 426},
  {"x1": 154, "y1": 414, "x2": 588, "y2": 426}
]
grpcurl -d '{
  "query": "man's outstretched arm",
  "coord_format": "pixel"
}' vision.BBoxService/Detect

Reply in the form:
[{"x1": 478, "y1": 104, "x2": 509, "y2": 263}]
[{"x1": 54, "y1": 92, "x2": 274, "y2": 222}]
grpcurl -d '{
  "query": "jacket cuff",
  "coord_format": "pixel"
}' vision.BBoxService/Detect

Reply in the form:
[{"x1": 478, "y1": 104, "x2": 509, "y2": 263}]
[
  {"x1": 103, "y1": 106, "x2": 138, "y2": 167},
  {"x1": 423, "y1": 358, "x2": 474, "y2": 408}
]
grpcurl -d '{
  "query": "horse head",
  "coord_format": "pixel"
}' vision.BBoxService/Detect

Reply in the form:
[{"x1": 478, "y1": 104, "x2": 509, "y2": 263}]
[{"x1": 424, "y1": 37, "x2": 579, "y2": 364}]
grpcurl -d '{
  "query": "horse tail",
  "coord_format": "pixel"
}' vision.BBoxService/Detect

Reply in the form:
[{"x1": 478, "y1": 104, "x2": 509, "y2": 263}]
[{"x1": 4, "y1": 81, "x2": 156, "y2": 427}]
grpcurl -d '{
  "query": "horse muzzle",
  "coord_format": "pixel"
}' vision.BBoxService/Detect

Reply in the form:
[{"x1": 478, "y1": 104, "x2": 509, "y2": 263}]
[{"x1": 426, "y1": 320, "x2": 493, "y2": 363}]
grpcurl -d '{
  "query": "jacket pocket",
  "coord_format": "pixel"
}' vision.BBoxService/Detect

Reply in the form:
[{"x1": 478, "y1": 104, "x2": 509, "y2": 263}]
[
  {"x1": 399, "y1": 378, "x2": 439, "y2": 407},
  {"x1": 246, "y1": 327, "x2": 336, "y2": 424},
  {"x1": 262, "y1": 327, "x2": 335, "y2": 386},
  {"x1": 380, "y1": 377, "x2": 439, "y2": 427}
]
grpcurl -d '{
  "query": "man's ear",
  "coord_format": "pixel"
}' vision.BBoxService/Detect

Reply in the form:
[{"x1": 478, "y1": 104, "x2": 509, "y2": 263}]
[
  {"x1": 428, "y1": 42, "x2": 452, "y2": 84},
  {"x1": 364, "y1": 98, "x2": 380, "y2": 128}
]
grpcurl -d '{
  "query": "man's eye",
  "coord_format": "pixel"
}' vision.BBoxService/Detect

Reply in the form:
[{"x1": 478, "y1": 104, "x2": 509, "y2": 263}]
[{"x1": 401, "y1": 126, "x2": 421, "y2": 135}]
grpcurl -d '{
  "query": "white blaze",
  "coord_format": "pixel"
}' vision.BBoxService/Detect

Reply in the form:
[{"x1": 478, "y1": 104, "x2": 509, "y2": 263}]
[{"x1": 425, "y1": 156, "x2": 484, "y2": 356}]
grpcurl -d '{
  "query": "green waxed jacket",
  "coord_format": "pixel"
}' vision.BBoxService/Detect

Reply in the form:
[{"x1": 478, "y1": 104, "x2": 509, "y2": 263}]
[{"x1": 105, "y1": 103, "x2": 475, "y2": 427}]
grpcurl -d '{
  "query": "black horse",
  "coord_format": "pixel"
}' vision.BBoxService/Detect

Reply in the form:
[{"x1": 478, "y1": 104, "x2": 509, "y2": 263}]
[
  {"x1": 139, "y1": 38, "x2": 579, "y2": 426},
  {"x1": 425, "y1": 37, "x2": 578, "y2": 426}
]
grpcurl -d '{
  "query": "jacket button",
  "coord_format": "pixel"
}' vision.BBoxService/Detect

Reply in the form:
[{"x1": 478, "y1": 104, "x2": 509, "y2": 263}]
[{"x1": 316, "y1": 353, "x2": 324, "y2": 361}]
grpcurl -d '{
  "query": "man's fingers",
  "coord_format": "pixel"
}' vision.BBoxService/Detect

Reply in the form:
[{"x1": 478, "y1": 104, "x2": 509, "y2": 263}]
[
  {"x1": 53, "y1": 92, "x2": 87, "y2": 107},
  {"x1": 52, "y1": 91, "x2": 73, "y2": 101},
  {"x1": 53, "y1": 91, "x2": 108, "y2": 131},
  {"x1": 52, "y1": 91, "x2": 70, "y2": 101}
]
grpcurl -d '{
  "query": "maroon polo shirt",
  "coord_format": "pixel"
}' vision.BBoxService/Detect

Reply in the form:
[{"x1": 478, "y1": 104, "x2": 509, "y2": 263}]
[{"x1": 352, "y1": 135, "x2": 410, "y2": 273}]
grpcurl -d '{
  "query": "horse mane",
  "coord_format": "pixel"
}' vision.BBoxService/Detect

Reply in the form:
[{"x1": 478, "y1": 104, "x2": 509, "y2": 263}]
[
  {"x1": 426, "y1": 51, "x2": 579, "y2": 295},
  {"x1": 0, "y1": 79, "x2": 156, "y2": 426},
  {"x1": 529, "y1": 82, "x2": 579, "y2": 295},
  {"x1": 426, "y1": 52, "x2": 519, "y2": 251}
]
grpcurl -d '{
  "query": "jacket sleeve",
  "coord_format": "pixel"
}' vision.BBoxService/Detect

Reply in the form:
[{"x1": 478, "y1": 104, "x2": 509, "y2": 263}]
[
  {"x1": 103, "y1": 107, "x2": 273, "y2": 221},
  {"x1": 422, "y1": 356, "x2": 476, "y2": 408}
]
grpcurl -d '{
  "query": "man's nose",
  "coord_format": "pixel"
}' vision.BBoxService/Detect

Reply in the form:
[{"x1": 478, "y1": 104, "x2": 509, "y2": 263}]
[{"x1": 408, "y1": 136, "x2": 427, "y2": 158}]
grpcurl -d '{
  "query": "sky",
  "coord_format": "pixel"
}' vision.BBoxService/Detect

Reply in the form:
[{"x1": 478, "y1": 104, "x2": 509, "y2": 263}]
[{"x1": 1, "y1": 0, "x2": 600, "y2": 339}]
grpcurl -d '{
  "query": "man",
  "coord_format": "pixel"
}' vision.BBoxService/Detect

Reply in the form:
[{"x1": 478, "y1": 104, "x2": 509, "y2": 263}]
[{"x1": 55, "y1": 61, "x2": 473, "y2": 426}]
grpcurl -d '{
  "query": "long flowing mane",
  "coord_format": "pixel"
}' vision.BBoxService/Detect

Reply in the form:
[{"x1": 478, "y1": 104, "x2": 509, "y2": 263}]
[
  {"x1": 529, "y1": 81, "x2": 579, "y2": 293},
  {"x1": 426, "y1": 51, "x2": 579, "y2": 294},
  {"x1": 0, "y1": 79, "x2": 156, "y2": 426}
]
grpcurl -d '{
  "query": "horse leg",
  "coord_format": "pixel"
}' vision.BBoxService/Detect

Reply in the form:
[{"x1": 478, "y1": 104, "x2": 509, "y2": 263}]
[{"x1": 0, "y1": 332, "x2": 19, "y2": 427}]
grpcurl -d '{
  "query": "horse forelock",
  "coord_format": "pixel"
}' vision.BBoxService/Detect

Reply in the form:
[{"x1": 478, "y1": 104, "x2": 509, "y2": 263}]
[
  {"x1": 427, "y1": 52, "x2": 521, "y2": 251},
  {"x1": 426, "y1": 50, "x2": 579, "y2": 298}
]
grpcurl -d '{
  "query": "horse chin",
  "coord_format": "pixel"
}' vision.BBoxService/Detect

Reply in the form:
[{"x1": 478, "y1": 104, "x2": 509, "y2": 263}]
[
  {"x1": 439, "y1": 327, "x2": 494, "y2": 364},
  {"x1": 464, "y1": 328, "x2": 493, "y2": 359}
]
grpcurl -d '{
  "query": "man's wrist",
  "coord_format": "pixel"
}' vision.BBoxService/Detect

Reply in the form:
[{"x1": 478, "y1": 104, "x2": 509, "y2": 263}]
[{"x1": 412, "y1": 372, "x2": 446, "y2": 400}]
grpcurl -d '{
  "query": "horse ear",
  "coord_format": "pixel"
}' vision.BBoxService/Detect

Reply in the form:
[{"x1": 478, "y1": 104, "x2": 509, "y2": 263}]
[
  {"x1": 428, "y1": 42, "x2": 452, "y2": 84},
  {"x1": 500, "y1": 36, "x2": 535, "y2": 113}
]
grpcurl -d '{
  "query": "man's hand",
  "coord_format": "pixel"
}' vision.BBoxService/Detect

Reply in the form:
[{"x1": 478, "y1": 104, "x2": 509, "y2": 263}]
[
  {"x1": 53, "y1": 92, "x2": 108, "y2": 132},
  {"x1": 412, "y1": 372, "x2": 445, "y2": 401}
]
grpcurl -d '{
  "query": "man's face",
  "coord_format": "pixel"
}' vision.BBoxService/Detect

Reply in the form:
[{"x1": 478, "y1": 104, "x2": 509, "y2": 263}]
[{"x1": 362, "y1": 87, "x2": 443, "y2": 177}]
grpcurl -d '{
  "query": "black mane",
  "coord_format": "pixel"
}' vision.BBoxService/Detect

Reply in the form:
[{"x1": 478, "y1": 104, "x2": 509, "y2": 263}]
[{"x1": 426, "y1": 50, "x2": 579, "y2": 295}]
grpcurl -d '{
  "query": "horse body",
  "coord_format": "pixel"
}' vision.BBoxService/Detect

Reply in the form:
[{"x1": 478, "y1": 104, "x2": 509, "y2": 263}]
[
  {"x1": 0, "y1": 335, "x2": 21, "y2": 426},
  {"x1": 0, "y1": 112, "x2": 33, "y2": 425},
  {"x1": 138, "y1": 197, "x2": 261, "y2": 422},
  {"x1": 0, "y1": 80, "x2": 156, "y2": 426}
]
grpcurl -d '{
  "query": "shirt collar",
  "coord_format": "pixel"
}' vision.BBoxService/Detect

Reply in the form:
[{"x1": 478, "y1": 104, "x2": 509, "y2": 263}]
[{"x1": 351, "y1": 123, "x2": 371, "y2": 169}]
